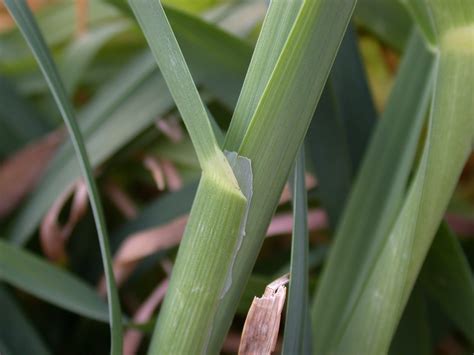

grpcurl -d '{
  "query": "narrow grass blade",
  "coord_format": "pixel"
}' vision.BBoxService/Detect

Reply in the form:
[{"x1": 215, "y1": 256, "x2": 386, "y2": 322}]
[
  {"x1": 4, "y1": 1, "x2": 123, "y2": 353},
  {"x1": 311, "y1": 31, "x2": 435, "y2": 353},
  {"x1": 211, "y1": 0, "x2": 358, "y2": 350},
  {"x1": 130, "y1": 0, "x2": 222, "y2": 167},
  {"x1": 420, "y1": 223, "x2": 474, "y2": 343},
  {"x1": 0, "y1": 285, "x2": 50, "y2": 355},
  {"x1": 224, "y1": 0, "x2": 301, "y2": 150},
  {"x1": 0, "y1": 240, "x2": 109, "y2": 322},
  {"x1": 282, "y1": 149, "x2": 310, "y2": 355}
]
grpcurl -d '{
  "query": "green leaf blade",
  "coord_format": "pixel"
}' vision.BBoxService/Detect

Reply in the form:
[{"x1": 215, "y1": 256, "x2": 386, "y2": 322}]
[
  {"x1": 224, "y1": 0, "x2": 301, "y2": 151},
  {"x1": 311, "y1": 31, "x2": 435, "y2": 354},
  {"x1": 282, "y1": 148, "x2": 311, "y2": 355},
  {"x1": 0, "y1": 241, "x2": 109, "y2": 323},
  {"x1": 4, "y1": 1, "x2": 123, "y2": 353},
  {"x1": 129, "y1": 0, "x2": 220, "y2": 166}
]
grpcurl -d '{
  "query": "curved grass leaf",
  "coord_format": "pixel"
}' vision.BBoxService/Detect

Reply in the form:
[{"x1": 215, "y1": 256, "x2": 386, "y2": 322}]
[
  {"x1": 3, "y1": 1, "x2": 123, "y2": 353},
  {"x1": 311, "y1": 2, "x2": 474, "y2": 351},
  {"x1": 282, "y1": 149, "x2": 310, "y2": 355},
  {"x1": 0, "y1": 240, "x2": 109, "y2": 323},
  {"x1": 311, "y1": 31, "x2": 435, "y2": 353},
  {"x1": 0, "y1": 285, "x2": 51, "y2": 355}
]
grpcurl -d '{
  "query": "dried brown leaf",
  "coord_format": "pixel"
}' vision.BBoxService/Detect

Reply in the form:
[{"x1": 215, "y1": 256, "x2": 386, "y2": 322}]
[
  {"x1": 239, "y1": 274, "x2": 289, "y2": 355},
  {"x1": 115, "y1": 215, "x2": 188, "y2": 263},
  {"x1": 40, "y1": 179, "x2": 88, "y2": 261},
  {"x1": 0, "y1": 130, "x2": 63, "y2": 218},
  {"x1": 124, "y1": 279, "x2": 169, "y2": 355},
  {"x1": 144, "y1": 155, "x2": 166, "y2": 190},
  {"x1": 445, "y1": 213, "x2": 474, "y2": 237},
  {"x1": 104, "y1": 206, "x2": 326, "y2": 291},
  {"x1": 160, "y1": 158, "x2": 183, "y2": 191},
  {"x1": 156, "y1": 116, "x2": 183, "y2": 143},
  {"x1": 267, "y1": 208, "x2": 327, "y2": 237},
  {"x1": 97, "y1": 215, "x2": 188, "y2": 294},
  {"x1": 104, "y1": 181, "x2": 138, "y2": 219},
  {"x1": 75, "y1": 0, "x2": 88, "y2": 37}
]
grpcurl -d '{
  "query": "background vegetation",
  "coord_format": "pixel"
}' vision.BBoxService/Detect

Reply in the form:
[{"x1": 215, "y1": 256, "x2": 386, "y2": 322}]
[{"x1": 0, "y1": 0, "x2": 473, "y2": 354}]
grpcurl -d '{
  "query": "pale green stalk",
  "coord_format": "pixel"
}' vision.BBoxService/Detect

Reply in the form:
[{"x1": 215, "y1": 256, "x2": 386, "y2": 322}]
[
  {"x1": 132, "y1": 0, "x2": 356, "y2": 352},
  {"x1": 129, "y1": 1, "x2": 252, "y2": 353},
  {"x1": 211, "y1": 0, "x2": 357, "y2": 351}
]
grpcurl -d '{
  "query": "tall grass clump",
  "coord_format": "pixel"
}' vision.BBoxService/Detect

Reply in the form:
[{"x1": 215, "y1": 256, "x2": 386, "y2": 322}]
[{"x1": 0, "y1": 0, "x2": 473, "y2": 354}]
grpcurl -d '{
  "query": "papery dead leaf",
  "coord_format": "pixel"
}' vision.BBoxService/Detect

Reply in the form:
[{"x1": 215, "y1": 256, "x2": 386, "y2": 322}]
[
  {"x1": 104, "y1": 181, "x2": 138, "y2": 219},
  {"x1": 98, "y1": 215, "x2": 188, "y2": 294},
  {"x1": 75, "y1": 0, "x2": 88, "y2": 37},
  {"x1": 124, "y1": 279, "x2": 169, "y2": 355},
  {"x1": 239, "y1": 274, "x2": 290, "y2": 355},
  {"x1": 156, "y1": 116, "x2": 183, "y2": 143},
  {"x1": 104, "y1": 208, "x2": 326, "y2": 291},
  {"x1": 161, "y1": 158, "x2": 182, "y2": 191},
  {"x1": 40, "y1": 179, "x2": 88, "y2": 261},
  {"x1": 116, "y1": 215, "x2": 188, "y2": 263},
  {"x1": 267, "y1": 209, "x2": 327, "y2": 237},
  {"x1": 445, "y1": 213, "x2": 474, "y2": 237},
  {"x1": 144, "y1": 155, "x2": 165, "y2": 190},
  {"x1": 0, "y1": 130, "x2": 63, "y2": 218}
]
